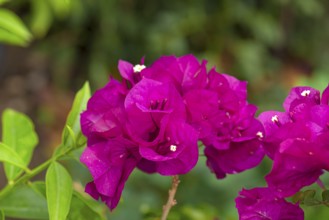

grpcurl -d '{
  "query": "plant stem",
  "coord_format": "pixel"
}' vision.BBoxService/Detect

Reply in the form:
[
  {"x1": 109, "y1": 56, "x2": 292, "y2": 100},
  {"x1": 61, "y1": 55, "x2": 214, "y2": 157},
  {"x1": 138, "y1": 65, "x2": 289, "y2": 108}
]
[
  {"x1": 161, "y1": 175, "x2": 180, "y2": 220},
  {"x1": 0, "y1": 159, "x2": 52, "y2": 198},
  {"x1": 0, "y1": 146, "x2": 74, "y2": 199}
]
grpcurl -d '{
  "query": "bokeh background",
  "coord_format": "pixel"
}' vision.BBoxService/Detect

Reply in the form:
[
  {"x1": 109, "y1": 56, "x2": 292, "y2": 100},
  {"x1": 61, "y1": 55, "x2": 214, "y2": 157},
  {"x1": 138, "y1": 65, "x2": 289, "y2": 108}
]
[{"x1": 1, "y1": 0, "x2": 329, "y2": 219}]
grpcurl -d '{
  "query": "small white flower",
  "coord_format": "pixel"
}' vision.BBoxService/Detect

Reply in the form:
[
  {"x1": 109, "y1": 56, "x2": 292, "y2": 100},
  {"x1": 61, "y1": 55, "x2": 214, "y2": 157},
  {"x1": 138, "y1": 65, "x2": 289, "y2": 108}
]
[
  {"x1": 301, "y1": 90, "x2": 311, "y2": 97},
  {"x1": 271, "y1": 115, "x2": 279, "y2": 123},
  {"x1": 133, "y1": 64, "x2": 146, "y2": 73},
  {"x1": 170, "y1": 144, "x2": 177, "y2": 152},
  {"x1": 256, "y1": 131, "x2": 264, "y2": 138}
]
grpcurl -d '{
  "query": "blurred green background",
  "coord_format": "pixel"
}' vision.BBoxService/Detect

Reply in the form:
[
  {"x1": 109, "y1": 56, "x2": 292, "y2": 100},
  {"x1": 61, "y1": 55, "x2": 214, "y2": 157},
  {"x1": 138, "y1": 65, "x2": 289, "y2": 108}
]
[{"x1": 1, "y1": 0, "x2": 329, "y2": 219}]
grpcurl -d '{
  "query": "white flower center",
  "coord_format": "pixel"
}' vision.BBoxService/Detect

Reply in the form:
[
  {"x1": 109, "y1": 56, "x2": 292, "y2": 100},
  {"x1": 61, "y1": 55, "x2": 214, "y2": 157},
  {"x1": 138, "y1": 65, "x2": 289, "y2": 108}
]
[
  {"x1": 133, "y1": 64, "x2": 146, "y2": 73},
  {"x1": 256, "y1": 131, "x2": 264, "y2": 138},
  {"x1": 170, "y1": 144, "x2": 177, "y2": 152},
  {"x1": 301, "y1": 90, "x2": 311, "y2": 97},
  {"x1": 271, "y1": 115, "x2": 279, "y2": 123}
]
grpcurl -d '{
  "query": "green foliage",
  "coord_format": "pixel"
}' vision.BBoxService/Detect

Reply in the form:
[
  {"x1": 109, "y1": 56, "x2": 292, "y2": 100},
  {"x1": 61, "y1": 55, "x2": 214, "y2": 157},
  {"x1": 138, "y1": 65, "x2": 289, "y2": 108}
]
[
  {"x1": 62, "y1": 81, "x2": 90, "y2": 148},
  {"x1": 322, "y1": 190, "x2": 329, "y2": 203},
  {"x1": 2, "y1": 109, "x2": 38, "y2": 181},
  {"x1": 0, "y1": 143, "x2": 29, "y2": 173},
  {"x1": 292, "y1": 189, "x2": 329, "y2": 208},
  {"x1": 180, "y1": 205, "x2": 219, "y2": 220},
  {"x1": 0, "y1": 82, "x2": 100, "y2": 220},
  {"x1": 0, "y1": 0, "x2": 9, "y2": 5},
  {"x1": 29, "y1": 0, "x2": 72, "y2": 38},
  {"x1": 46, "y1": 162, "x2": 73, "y2": 220},
  {"x1": 56, "y1": 81, "x2": 90, "y2": 156},
  {"x1": 67, "y1": 191, "x2": 106, "y2": 220},
  {"x1": 0, "y1": 184, "x2": 48, "y2": 219},
  {"x1": 32, "y1": 181, "x2": 106, "y2": 220},
  {"x1": 30, "y1": 0, "x2": 53, "y2": 38},
  {"x1": 0, "y1": 8, "x2": 32, "y2": 46},
  {"x1": 48, "y1": 0, "x2": 72, "y2": 18},
  {"x1": 303, "y1": 190, "x2": 319, "y2": 206}
]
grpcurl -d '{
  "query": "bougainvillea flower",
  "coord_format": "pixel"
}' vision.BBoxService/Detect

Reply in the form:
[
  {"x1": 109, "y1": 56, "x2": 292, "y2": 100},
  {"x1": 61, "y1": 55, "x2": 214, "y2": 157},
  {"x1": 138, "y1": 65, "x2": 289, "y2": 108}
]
[
  {"x1": 283, "y1": 86, "x2": 320, "y2": 112},
  {"x1": 80, "y1": 137, "x2": 140, "y2": 210},
  {"x1": 322, "y1": 84, "x2": 329, "y2": 104},
  {"x1": 118, "y1": 57, "x2": 146, "y2": 87},
  {"x1": 207, "y1": 69, "x2": 247, "y2": 113},
  {"x1": 80, "y1": 79, "x2": 128, "y2": 145},
  {"x1": 258, "y1": 85, "x2": 329, "y2": 159},
  {"x1": 138, "y1": 119, "x2": 199, "y2": 175},
  {"x1": 235, "y1": 187, "x2": 304, "y2": 220},
  {"x1": 184, "y1": 67, "x2": 265, "y2": 178},
  {"x1": 141, "y1": 54, "x2": 208, "y2": 93},
  {"x1": 205, "y1": 138, "x2": 264, "y2": 179},
  {"x1": 266, "y1": 133, "x2": 329, "y2": 197},
  {"x1": 203, "y1": 105, "x2": 265, "y2": 178},
  {"x1": 80, "y1": 54, "x2": 265, "y2": 211},
  {"x1": 183, "y1": 89, "x2": 220, "y2": 139},
  {"x1": 124, "y1": 78, "x2": 186, "y2": 146},
  {"x1": 258, "y1": 112, "x2": 315, "y2": 159}
]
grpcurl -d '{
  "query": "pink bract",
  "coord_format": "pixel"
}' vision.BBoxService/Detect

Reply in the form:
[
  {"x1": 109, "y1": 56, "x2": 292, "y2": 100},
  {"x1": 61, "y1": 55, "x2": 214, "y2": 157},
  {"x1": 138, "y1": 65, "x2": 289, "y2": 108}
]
[{"x1": 80, "y1": 54, "x2": 264, "y2": 210}]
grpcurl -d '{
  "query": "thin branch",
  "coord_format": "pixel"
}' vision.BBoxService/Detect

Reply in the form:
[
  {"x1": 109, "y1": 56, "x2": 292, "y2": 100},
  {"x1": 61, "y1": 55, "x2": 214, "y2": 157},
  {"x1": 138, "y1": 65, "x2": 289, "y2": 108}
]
[
  {"x1": 161, "y1": 175, "x2": 180, "y2": 220},
  {"x1": 0, "y1": 144, "x2": 76, "y2": 199}
]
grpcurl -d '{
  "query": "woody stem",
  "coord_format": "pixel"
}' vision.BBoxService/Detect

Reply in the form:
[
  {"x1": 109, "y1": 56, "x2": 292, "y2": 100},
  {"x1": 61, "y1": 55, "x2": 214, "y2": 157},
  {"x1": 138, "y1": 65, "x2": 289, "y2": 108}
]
[{"x1": 161, "y1": 175, "x2": 180, "y2": 220}]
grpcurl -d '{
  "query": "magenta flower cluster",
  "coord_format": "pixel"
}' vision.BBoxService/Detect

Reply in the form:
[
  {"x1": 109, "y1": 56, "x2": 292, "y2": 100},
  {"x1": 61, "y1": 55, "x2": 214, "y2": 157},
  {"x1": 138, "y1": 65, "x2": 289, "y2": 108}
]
[
  {"x1": 80, "y1": 54, "x2": 265, "y2": 210},
  {"x1": 236, "y1": 85, "x2": 329, "y2": 220}
]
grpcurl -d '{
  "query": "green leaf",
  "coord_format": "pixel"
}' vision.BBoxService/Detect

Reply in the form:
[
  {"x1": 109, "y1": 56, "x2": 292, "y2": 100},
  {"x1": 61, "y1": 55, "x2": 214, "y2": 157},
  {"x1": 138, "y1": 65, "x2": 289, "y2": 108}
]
[
  {"x1": 0, "y1": 184, "x2": 48, "y2": 219},
  {"x1": 30, "y1": 181, "x2": 47, "y2": 198},
  {"x1": 46, "y1": 162, "x2": 73, "y2": 220},
  {"x1": 0, "y1": 9, "x2": 32, "y2": 46},
  {"x1": 2, "y1": 109, "x2": 38, "y2": 181},
  {"x1": 0, "y1": 143, "x2": 29, "y2": 173},
  {"x1": 0, "y1": 210, "x2": 4, "y2": 220},
  {"x1": 0, "y1": 0, "x2": 9, "y2": 6},
  {"x1": 58, "y1": 82, "x2": 90, "y2": 154},
  {"x1": 49, "y1": 0, "x2": 72, "y2": 18},
  {"x1": 30, "y1": 181, "x2": 105, "y2": 220},
  {"x1": 292, "y1": 191, "x2": 304, "y2": 203},
  {"x1": 67, "y1": 191, "x2": 106, "y2": 220},
  {"x1": 64, "y1": 125, "x2": 77, "y2": 147},
  {"x1": 30, "y1": 0, "x2": 53, "y2": 38},
  {"x1": 303, "y1": 190, "x2": 320, "y2": 206},
  {"x1": 322, "y1": 190, "x2": 329, "y2": 202},
  {"x1": 0, "y1": 27, "x2": 29, "y2": 46}
]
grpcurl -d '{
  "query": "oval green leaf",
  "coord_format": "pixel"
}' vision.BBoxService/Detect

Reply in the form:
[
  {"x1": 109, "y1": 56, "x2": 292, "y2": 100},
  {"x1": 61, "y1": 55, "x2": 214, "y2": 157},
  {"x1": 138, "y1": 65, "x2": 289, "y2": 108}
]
[
  {"x1": 30, "y1": 181, "x2": 105, "y2": 220},
  {"x1": 30, "y1": 0, "x2": 53, "y2": 38},
  {"x1": 0, "y1": 184, "x2": 48, "y2": 219},
  {"x1": 58, "y1": 82, "x2": 90, "y2": 154},
  {"x1": 46, "y1": 162, "x2": 73, "y2": 220},
  {"x1": 0, "y1": 28, "x2": 30, "y2": 46},
  {"x1": 2, "y1": 109, "x2": 38, "y2": 181},
  {"x1": 0, "y1": 9, "x2": 32, "y2": 45},
  {"x1": 67, "y1": 191, "x2": 106, "y2": 220},
  {"x1": 0, "y1": 143, "x2": 29, "y2": 172}
]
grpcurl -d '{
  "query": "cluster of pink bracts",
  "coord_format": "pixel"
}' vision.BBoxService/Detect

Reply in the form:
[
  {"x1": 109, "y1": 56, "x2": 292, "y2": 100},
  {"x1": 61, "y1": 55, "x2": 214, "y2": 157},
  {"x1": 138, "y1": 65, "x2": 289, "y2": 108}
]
[{"x1": 80, "y1": 54, "x2": 329, "y2": 220}]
